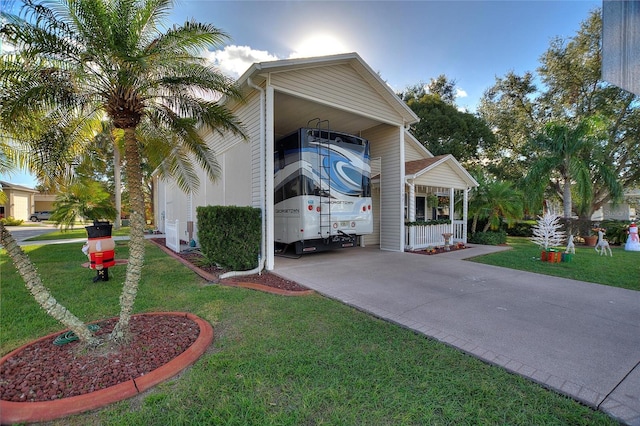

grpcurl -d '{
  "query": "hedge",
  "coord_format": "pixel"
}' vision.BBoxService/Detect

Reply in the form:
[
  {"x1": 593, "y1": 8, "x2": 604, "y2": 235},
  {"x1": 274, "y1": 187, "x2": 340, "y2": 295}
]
[{"x1": 196, "y1": 205, "x2": 261, "y2": 271}]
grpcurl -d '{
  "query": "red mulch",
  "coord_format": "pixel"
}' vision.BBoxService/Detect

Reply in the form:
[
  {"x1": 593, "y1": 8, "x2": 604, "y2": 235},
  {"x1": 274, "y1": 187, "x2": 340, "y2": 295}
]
[
  {"x1": 151, "y1": 238, "x2": 310, "y2": 292},
  {"x1": 0, "y1": 315, "x2": 198, "y2": 402},
  {"x1": 0, "y1": 239, "x2": 309, "y2": 406}
]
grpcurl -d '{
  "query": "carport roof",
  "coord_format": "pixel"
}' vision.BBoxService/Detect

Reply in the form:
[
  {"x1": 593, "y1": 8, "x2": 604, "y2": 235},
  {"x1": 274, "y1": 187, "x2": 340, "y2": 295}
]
[{"x1": 237, "y1": 52, "x2": 419, "y2": 128}]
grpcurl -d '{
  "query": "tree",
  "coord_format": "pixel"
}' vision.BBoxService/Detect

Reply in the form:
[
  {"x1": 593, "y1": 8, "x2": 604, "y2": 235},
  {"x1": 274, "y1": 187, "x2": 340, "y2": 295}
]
[
  {"x1": 405, "y1": 93, "x2": 496, "y2": 164},
  {"x1": 478, "y1": 9, "x2": 639, "y2": 219},
  {"x1": 0, "y1": 0, "x2": 245, "y2": 345},
  {"x1": 52, "y1": 179, "x2": 118, "y2": 229},
  {"x1": 467, "y1": 168, "x2": 524, "y2": 234},
  {"x1": 524, "y1": 119, "x2": 622, "y2": 219},
  {"x1": 531, "y1": 209, "x2": 566, "y2": 251}
]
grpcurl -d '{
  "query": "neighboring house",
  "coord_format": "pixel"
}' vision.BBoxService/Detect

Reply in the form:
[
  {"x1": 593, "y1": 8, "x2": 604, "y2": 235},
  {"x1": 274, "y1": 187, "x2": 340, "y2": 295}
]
[
  {"x1": 154, "y1": 53, "x2": 478, "y2": 271},
  {"x1": 0, "y1": 181, "x2": 38, "y2": 221},
  {"x1": 34, "y1": 192, "x2": 56, "y2": 213},
  {"x1": 591, "y1": 188, "x2": 639, "y2": 221}
]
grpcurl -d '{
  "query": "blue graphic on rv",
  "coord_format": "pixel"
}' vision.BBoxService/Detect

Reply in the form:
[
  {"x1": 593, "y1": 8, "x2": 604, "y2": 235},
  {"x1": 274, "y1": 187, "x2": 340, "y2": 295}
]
[{"x1": 274, "y1": 128, "x2": 373, "y2": 254}]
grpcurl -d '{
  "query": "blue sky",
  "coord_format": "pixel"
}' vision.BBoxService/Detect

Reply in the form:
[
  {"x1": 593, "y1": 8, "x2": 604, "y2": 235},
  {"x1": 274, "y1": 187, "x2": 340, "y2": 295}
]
[{"x1": 1, "y1": 0, "x2": 601, "y2": 188}]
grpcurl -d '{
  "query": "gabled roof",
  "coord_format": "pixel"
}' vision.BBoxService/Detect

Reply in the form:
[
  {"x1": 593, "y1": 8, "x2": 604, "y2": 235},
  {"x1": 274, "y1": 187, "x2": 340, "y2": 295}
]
[
  {"x1": 0, "y1": 180, "x2": 38, "y2": 193},
  {"x1": 238, "y1": 52, "x2": 419, "y2": 126},
  {"x1": 405, "y1": 155, "x2": 479, "y2": 188}
]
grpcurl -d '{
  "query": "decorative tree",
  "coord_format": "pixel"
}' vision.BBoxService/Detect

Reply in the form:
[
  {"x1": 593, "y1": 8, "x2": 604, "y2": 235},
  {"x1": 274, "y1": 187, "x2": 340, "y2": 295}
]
[{"x1": 531, "y1": 210, "x2": 566, "y2": 250}]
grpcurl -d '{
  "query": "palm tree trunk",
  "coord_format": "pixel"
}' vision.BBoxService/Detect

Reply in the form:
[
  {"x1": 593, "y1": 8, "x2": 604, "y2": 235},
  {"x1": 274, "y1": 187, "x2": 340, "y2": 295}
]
[
  {"x1": 113, "y1": 143, "x2": 122, "y2": 230},
  {"x1": 563, "y1": 178, "x2": 572, "y2": 219},
  {"x1": 1, "y1": 223, "x2": 99, "y2": 345},
  {"x1": 110, "y1": 128, "x2": 146, "y2": 344}
]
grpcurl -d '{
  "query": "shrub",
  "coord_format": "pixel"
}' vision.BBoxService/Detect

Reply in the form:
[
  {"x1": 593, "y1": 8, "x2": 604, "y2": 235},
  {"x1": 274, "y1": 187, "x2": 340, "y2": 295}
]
[
  {"x1": 196, "y1": 205, "x2": 261, "y2": 271},
  {"x1": 0, "y1": 217, "x2": 24, "y2": 226},
  {"x1": 600, "y1": 220, "x2": 631, "y2": 245},
  {"x1": 468, "y1": 230, "x2": 507, "y2": 245},
  {"x1": 505, "y1": 221, "x2": 535, "y2": 237}
]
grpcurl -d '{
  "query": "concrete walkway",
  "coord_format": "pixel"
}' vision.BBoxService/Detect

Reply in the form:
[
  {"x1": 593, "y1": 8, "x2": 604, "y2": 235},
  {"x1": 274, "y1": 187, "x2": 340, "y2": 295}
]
[{"x1": 274, "y1": 245, "x2": 640, "y2": 425}]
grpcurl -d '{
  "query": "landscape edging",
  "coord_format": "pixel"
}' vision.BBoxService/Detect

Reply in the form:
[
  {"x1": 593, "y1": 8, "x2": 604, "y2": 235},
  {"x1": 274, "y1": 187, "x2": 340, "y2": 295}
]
[{"x1": 0, "y1": 312, "x2": 214, "y2": 424}]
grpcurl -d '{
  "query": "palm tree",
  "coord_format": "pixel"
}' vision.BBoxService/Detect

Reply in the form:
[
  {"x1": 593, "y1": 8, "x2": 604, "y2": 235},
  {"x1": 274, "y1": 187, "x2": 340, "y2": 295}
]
[
  {"x1": 52, "y1": 179, "x2": 118, "y2": 230},
  {"x1": 468, "y1": 175, "x2": 523, "y2": 234},
  {"x1": 1, "y1": 0, "x2": 245, "y2": 345},
  {"x1": 524, "y1": 119, "x2": 622, "y2": 219}
]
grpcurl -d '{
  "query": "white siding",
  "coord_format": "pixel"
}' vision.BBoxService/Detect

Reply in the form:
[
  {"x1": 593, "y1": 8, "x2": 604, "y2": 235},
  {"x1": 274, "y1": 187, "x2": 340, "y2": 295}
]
[
  {"x1": 195, "y1": 91, "x2": 262, "y2": 209},
  {"x1": 270, "y1": 64, "x2": 403, "y2": 126},
  {"x1": 414, "y1": 162, "x2": 470, "y2": 190},
  {"x1": 405, "y1": 140, "x2": 428, "y2": 162},
  {"x1": 364, "y1": 184, "x2": 381, "y2": 246},
  {"x1": 364, "y1": 124, "x2": 403, "y2": 251}
]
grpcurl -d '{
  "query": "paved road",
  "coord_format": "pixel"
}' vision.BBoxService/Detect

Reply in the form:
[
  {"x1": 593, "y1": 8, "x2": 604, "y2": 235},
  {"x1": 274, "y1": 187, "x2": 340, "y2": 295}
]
[
  {"x1": 274, "y1": 245, "x2": 640, "y2": 425},
  {"x1": 2, "y1": 224, "x2": 59, "y2": 243}
]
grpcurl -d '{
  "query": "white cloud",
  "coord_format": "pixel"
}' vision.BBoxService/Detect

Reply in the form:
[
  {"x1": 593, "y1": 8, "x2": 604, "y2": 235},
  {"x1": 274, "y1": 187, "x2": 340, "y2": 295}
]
[
  {"x1": 206, "y1": 45, "x2": 279, "y2": 79},
  {"x1": 455, "y1": 88, "x2": 468, "y2": 99}
]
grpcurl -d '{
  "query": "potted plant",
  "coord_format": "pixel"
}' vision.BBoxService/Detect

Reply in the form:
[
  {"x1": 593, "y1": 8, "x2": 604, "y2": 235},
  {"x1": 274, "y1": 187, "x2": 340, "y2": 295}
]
[{"x1": 583, "y1": 230, "x2": 598, "y2": 247}]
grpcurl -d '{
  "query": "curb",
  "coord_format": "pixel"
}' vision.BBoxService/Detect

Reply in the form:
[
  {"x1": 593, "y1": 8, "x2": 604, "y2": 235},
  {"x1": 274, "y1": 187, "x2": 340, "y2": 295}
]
[
  {"x1": 148, "y1": 239, "x2": 314, "y2": 297},
  {"x1": 0, "y1": 312, "x2": 214, "y2": 424}
]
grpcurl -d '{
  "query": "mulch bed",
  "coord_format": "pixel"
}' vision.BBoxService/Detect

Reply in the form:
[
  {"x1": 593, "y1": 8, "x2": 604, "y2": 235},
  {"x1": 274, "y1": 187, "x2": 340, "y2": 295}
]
[
  {"x1": 149, "y1": 238, "x2": 310, "y2": 292},
  {"x1": 0, "y1": 315, "x2": 198, "y2": 402},
  {"x1": 408, "y1": 244, "x2": 468, "y2": 255}
]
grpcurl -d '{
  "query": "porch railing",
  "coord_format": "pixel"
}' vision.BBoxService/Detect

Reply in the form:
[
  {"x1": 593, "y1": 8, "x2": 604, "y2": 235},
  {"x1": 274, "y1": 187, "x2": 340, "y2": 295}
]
[
  {"x1": 405, "y1": 220, "x2": 466, "y2": 250},
  {"x1": 165, "y1": 219, "x2": 180, "y2": 253}
]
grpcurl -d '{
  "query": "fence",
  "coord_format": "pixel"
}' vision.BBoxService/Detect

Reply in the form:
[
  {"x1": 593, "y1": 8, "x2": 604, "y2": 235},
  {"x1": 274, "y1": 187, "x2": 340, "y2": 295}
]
[
  {"x1": 165, "y1": 219, "x2": 180, "y2": 253},
  {"x1": 405, "y1": 220, "x2": 466, "y2": 250}
]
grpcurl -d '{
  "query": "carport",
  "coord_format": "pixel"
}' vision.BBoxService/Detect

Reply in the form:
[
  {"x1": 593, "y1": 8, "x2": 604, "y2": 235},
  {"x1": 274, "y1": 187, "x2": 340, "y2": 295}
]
[{"x1": 238, "y1": 54, "x2": 421, "y2": 269}]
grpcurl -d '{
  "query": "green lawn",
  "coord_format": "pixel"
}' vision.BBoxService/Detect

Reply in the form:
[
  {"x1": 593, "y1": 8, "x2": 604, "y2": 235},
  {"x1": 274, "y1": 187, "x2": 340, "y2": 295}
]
[
  {"x1": 470, "y1": 237, "x2": 640, "y2": 291},
  {"x1": 1, "y1": 242, "x2": 617, "y2": 425}
]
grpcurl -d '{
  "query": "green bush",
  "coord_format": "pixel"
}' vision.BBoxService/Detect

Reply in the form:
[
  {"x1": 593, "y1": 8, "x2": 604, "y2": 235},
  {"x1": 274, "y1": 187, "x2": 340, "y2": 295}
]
[
  {"x1": 505, "y1": 222, "x2": 534, "y2": 237},
  {"x1": 468, "y1": 230, "x2": 507, "y2": 245},
  {"x1": 196, "y1": 205, "x2": 261, "y2": 271},
  {"x1": 599, "y1": 220, "x2": 632, "y2": 245},
  {"x1": 0, "y1": 217, "x2": 24, "y2": 226}
]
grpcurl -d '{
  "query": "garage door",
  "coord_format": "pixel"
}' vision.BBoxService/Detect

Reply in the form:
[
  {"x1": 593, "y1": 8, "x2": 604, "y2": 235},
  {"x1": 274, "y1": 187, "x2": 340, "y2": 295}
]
[{"x1": 13, "y1": 194, "x2": 29, "y2": 221}]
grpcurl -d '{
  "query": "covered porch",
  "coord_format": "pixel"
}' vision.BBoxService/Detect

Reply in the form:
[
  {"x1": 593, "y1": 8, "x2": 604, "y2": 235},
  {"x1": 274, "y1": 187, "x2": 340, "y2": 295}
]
[{"x1": 403, "y1": 155, "x2": 478, "y2": 251}]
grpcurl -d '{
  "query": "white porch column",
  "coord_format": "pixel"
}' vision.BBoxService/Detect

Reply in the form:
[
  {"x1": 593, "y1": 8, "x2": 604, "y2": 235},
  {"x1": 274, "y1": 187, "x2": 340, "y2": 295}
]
[
  {"x1": 449, "y1": 187, "x2": 455, "y2": 233},
  {"x1": 265, "y1": 84, "x2": 275, "y2": 271},
  {"x1": 408, "y1": 181, "x2": 415, "y2": 222},
  {"x1": 463, "y1": 188, "x2": 469, "y2": 243},
  {"x1": 407, "y1": 180, "x2": 415, "y2": 250}
]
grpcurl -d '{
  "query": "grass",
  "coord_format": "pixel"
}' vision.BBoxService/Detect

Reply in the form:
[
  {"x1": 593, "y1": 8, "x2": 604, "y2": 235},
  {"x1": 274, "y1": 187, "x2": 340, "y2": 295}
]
[
  {"x1": 470, "y1": 237, "x2": 640, "y2": 291},
  {"x1": 1, "y1": 241, "x2": 618, "y2": 425},
  {"x1": 23, "y1": 226, "x2": 132, "y2": 241}
]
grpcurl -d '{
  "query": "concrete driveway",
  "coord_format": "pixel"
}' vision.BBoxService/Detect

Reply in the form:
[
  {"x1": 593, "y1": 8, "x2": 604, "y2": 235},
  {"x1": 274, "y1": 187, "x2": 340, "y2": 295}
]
[{"x1": 274, "y1": 245, "x2": 640, "y2": 425}]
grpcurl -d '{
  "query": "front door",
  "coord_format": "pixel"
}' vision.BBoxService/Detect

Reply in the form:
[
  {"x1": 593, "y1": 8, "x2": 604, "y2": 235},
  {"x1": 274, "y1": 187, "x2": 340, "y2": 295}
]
[{"x1": 415, "y1": 196, "x2": 425, "y2": 221}]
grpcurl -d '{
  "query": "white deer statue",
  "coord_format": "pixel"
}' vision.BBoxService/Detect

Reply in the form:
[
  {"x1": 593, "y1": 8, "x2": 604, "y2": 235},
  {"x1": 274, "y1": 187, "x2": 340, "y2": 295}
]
[
  {"x1": 594, "y1": 228, "x2": 612, "y2": 257},
  {"x1": 565, "y1": 234, "x2": 575, "y2": 254}
]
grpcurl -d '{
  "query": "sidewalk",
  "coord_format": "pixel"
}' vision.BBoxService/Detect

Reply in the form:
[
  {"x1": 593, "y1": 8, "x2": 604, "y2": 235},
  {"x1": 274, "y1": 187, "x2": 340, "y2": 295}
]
[{"x1": 274, "y1": 245, "x2": 640, "y2": 425}]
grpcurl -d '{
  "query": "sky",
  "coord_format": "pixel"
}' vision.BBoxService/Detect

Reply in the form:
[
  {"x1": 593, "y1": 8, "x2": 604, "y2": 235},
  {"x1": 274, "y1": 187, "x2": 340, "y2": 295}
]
[{"x1": 1, "y1": 0, "x2": 601, "y2": 188}]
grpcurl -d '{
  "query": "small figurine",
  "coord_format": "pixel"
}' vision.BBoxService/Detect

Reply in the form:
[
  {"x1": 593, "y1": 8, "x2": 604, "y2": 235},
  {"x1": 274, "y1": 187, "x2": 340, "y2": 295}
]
[
  {"x1": 84, "y1": 221, "x2": 116, "y2": 282},
  {"x1": 565, "y1": 234, "x2": 575, "y2": 254},
  {"x1": 625, "y1": 222, "x2": 640, "y2": 252},
  {"x1": 594, "y1": 228, "x2": 612, "y2": 257}
]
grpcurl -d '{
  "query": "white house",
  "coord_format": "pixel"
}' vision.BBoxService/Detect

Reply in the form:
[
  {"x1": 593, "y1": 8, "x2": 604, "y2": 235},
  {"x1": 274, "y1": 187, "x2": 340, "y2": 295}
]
[{"x1": 154, "y1": 53, "x2": 478, "y2": 271}]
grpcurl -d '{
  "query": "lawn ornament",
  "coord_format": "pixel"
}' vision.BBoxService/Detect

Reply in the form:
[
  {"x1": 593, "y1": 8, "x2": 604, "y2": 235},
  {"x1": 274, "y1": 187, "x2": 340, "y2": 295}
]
[
  {"x1": 83, "y1": 221, "x2": 116, "y2": 282},
  {"x1": 594, "y1": 228, "x2": 612, "y2": 257},
  {"x1": 565, "y1": 234, "x2": 575, "y2": 254},
  {"x1": 625, "y1": 222, "x2": 640, "y2": 251}
]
